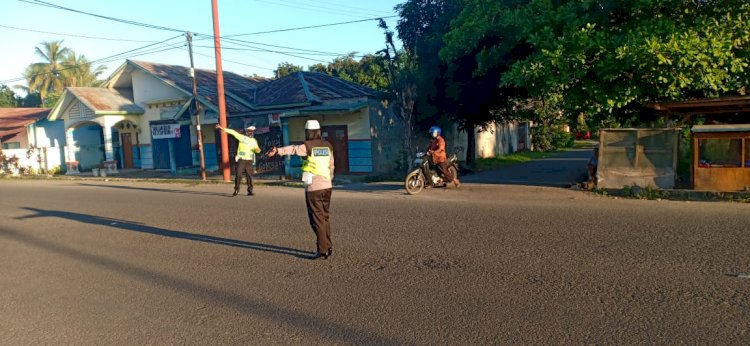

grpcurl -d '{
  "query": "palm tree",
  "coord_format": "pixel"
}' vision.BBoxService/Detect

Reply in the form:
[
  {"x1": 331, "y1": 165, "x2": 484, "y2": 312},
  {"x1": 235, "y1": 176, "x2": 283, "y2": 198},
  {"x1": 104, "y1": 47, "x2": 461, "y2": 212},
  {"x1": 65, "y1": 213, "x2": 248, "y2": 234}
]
[
  {"x1": 61, "y1": 52, "x2": 106, "y2": 88},
  {"x1": 24, "y1": 40, "x2": 70, "y2": 101}
]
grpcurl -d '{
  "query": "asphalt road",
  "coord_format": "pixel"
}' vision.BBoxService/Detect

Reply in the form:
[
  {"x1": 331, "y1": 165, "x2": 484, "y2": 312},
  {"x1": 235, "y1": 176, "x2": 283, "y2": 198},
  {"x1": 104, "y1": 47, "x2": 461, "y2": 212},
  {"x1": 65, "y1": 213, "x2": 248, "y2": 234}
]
[{"x1": 1, "y1": 179, "x2": 749, "y2": 344}]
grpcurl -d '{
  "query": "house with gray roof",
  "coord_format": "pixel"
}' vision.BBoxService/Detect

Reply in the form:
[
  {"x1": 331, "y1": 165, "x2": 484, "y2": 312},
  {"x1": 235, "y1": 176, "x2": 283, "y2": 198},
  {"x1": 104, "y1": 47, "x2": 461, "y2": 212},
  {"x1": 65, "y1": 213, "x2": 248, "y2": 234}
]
[{"x1": 49, "y1": 60, "x2": 400, "y2": 177}]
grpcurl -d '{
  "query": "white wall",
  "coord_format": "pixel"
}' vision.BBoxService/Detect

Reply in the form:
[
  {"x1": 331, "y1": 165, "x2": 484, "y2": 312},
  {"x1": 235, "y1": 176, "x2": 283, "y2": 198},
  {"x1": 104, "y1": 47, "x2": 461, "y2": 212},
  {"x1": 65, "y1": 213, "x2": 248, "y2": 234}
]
[
  {"x1": 446, "y1": 121, "x2": 531, "y2": 161},
  {"x1": 1, "y1": 147, "x2": 63, "y2": 175}
]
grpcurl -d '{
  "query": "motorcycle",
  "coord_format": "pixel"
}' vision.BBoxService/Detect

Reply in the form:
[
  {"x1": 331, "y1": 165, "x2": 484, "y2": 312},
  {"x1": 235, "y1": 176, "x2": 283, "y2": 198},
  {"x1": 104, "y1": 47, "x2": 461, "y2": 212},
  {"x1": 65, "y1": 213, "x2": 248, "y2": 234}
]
[{"x1": 404, "y1": 151, "x2": 459, "y2": 195}]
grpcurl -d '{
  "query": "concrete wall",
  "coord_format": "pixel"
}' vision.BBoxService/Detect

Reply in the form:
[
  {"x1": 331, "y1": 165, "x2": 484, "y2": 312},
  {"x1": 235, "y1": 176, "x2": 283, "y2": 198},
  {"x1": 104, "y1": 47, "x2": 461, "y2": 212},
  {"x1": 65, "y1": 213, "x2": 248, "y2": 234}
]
[
  {"x1": 0, "y1": 147, "x2": 63, "y2": 175},
  {"x1": 368, "y1": 98, "x2": 403, "y2": 174},
  {"x1": 28, "y1": 119, "x2": 66, "y2": 171},
  {"x1": 444, "y1": 121, "x2": 531, "y2": 161}
]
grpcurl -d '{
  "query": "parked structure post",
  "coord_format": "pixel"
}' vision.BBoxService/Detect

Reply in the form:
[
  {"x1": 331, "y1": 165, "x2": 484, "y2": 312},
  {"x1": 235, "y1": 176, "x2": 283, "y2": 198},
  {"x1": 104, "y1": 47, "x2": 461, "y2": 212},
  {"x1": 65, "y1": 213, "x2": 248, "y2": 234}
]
[{"x1": 186, "y1": 31, "x2": 207, "y2": 181}]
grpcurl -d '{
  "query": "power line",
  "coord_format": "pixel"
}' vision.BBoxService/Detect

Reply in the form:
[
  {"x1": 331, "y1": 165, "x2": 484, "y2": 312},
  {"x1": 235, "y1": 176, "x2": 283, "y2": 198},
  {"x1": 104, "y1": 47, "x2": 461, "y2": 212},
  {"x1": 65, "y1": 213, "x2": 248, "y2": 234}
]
[
  {"x1": 212, "y1": 37, "x2": 352, "y2": 56},
  {"x1": 0, "y1": 35, "x2": 183, "y2": 85},
  {"x1": 219, "y1": 38, "x2": 329, "y2": 63},
  {"x1": 194, "y1": 44, "x2": 367, "y2": 58},
  {"x1": 185, "y1": 47, "x2": 275, "y2": 71},
  {"x1": 17, "y1": 0, "x2": 392, "y2": 60},
  {"x1": 0, "y1": 24, "x2": 159, "y2": 43},
  {"x1": 260, "y1": 0, "x2": 393, "y2": 18},
  {"x1": 249, "y1": 0, "x2": 372, "y2": 19},
  {"x1": 221, "y1": 16, "x2": 397, "y2": 38},
  {"x1": 18, "y1": 0, "x2": 185, "y2": 33},
  {"x1": 312, "y1": 0, "x2": 396, "y2": 15}
]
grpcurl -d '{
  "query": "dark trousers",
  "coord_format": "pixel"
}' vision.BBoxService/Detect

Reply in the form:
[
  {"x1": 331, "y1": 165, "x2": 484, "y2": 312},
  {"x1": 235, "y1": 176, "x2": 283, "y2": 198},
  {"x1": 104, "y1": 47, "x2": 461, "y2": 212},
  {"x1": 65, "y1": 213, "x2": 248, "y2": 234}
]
[
  {"x1": 305, "y1": 188, "x2": 332, "y2": 254},
  {"x1": 234, "y1": 159, "x2": 254, "y2": 193},
  {"x1": 436, "y1": 162, "x2": 454, "y2": 182}
]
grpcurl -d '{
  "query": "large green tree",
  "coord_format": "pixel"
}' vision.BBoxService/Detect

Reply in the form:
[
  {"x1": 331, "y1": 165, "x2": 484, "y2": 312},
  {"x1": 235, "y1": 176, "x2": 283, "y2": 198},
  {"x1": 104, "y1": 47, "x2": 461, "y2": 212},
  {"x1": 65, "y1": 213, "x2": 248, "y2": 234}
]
[
  {"x1": 0, "y1": 85, "x2": 19, "y2": 107},
  {"x1": 24, "y1": 40, "x2": 70, "y2": 102},
  {"x1": 397, "y1": 0, "x2": 523, "y2": 162},
  {"x1": 274, "y1": 62, "x2": 303, "y2": 78},
  {"x1": 308, "y1": 53, "x2": 389, "y2": 91},
  {"x1": 62, "y1": 52, "x2": 106, "y2": 87},
  {"x1": 24, "y1": 40, "x2": 105, "y2": 105},
  {"x1": 443, "y1": 0, "x2": 750, "y2": 126}
]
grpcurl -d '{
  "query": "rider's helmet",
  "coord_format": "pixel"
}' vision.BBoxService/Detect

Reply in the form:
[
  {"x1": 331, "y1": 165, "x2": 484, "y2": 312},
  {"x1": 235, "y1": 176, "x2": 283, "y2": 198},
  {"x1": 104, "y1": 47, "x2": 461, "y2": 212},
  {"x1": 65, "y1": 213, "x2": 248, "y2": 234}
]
[{"x1": 429, "y1": 126, "x2": 441, "y2": 138}]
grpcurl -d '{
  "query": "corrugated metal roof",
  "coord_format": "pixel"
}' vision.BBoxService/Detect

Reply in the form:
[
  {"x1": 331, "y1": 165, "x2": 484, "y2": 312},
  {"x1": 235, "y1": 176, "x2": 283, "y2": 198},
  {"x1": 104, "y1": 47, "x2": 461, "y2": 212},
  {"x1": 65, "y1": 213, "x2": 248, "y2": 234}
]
[
  {"x1": 254, "y1": 72, "x2": 374, "y2": 107},
  {"x1": 130, "y1": 60, "x2": 264, "y2": 115},
  {"x1": 280, "y1": 101, "x2": 369, "y2": 118},
  {"x1": 692, "y1": 124, "x2": 750, "y2": 133},
  {"x1": 67, "y1": 87, "x2": 144, "y2": 114},
  {"x1": 0, "y1": 108, "x2": 50, "y2": 129}
]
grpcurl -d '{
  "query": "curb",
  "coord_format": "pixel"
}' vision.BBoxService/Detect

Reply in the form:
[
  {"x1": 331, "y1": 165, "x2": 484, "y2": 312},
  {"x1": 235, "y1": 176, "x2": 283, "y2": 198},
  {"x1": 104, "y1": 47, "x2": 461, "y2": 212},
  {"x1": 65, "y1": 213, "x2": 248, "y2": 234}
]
[{"x1": 594, "y1": 187, "x2": 750, "y2": 203}]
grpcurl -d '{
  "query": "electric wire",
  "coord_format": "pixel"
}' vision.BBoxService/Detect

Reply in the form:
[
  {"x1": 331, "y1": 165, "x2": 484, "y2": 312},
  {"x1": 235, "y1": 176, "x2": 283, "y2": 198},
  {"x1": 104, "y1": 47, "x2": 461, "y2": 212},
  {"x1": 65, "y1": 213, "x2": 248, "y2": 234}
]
[
  {"x1": 0, "y1": 35, "x2": 183, "y2": 85},
  {"x1": 221, "y1": 16, "x2": 397, "y2": 38},
  {"x1": 249, "y1": 0, "x2": 373, "y2": 19},
  {"x1": 0, "y1": 24, "x2": 159, "y2": 43},
  {"x1": 18, "y1": 0, "x2": 185, "y2": 33},
  {"x1": 258, "y1": 0, "x2": 393, "y2": 18}
]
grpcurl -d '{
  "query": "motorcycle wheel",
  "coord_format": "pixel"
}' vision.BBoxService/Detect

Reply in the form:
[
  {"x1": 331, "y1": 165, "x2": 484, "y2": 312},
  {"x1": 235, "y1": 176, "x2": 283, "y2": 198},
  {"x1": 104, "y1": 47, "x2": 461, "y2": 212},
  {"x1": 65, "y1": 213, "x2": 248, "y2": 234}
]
[{"x1": 405, "y1": 171, "x2": 425, "y2": 195}]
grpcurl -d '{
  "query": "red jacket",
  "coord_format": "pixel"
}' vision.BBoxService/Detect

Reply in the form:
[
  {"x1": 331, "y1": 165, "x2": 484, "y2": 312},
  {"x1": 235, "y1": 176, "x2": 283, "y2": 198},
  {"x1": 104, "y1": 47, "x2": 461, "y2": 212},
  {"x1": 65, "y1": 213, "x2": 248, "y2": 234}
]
[{"x1": 427, "y1": 136, "x2": 448, "y2": 164}]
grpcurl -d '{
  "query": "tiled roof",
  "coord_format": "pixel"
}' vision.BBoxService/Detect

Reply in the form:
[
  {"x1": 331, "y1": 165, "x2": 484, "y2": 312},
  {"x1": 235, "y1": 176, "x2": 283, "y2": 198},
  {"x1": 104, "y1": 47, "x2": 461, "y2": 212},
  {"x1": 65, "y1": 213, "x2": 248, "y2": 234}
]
[
  {"x1": 67, "y1": 88, "x2": 144, "y2": 114},
  {"x1": 254, "y1": 72, "x2": 375, "y2": 107},
  {"x1": 129, "y1": 60, "x2": 265, "y2": 115}
]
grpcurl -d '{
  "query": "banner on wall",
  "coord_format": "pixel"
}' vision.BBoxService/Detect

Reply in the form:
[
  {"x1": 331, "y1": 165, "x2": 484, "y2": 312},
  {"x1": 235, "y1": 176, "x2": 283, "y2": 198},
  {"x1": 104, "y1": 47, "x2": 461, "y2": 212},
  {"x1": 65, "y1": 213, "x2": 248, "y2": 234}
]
[{"x1": 150, "y1": 123, "x2": 181, "y2": 139}]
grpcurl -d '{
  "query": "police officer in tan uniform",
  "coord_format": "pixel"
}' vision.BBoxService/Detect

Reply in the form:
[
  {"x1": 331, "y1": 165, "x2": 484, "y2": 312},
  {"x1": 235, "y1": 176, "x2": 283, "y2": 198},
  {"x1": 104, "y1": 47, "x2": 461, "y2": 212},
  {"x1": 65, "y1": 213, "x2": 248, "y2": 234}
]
[{"x1": 267, "y1": 120, "x2": 335, "y2": 260}]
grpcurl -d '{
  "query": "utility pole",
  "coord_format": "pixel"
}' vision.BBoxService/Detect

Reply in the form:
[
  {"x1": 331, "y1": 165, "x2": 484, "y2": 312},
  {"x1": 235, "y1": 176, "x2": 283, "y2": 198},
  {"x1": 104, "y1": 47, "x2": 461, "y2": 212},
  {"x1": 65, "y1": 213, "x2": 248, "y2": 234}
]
[
  {"x1": 186, "y1": 31, "x2": 207, "y2": 181},
  {"x1": 212, "y1": 0, "x2": 231, "y2": 182}
]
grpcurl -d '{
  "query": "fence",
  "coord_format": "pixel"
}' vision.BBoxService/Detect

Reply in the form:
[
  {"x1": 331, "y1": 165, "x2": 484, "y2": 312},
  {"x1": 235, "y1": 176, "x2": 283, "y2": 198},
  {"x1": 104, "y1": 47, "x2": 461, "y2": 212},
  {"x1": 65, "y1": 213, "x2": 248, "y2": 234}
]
[{"x1": 0, "y1": 146, "x2": 64, "y2": 175}]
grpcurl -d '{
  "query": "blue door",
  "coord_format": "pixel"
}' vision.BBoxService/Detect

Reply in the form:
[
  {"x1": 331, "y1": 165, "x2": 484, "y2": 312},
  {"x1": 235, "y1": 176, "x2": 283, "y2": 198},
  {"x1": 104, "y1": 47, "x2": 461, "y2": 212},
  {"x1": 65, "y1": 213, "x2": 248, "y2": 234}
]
[
  {"x1": 152, "y1": 139, "x2": 170, "y2": 169},
  {"x1": 175, "y1": 125, "x2": 192, "y2": 168}
]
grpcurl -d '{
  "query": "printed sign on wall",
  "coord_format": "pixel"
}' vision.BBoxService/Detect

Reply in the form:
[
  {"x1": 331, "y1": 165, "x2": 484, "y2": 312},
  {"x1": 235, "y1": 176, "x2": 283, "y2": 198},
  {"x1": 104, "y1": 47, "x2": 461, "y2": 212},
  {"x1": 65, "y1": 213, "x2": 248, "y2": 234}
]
[{"x1": 150, "y1": 123, "x2": 181, "y2": 139}]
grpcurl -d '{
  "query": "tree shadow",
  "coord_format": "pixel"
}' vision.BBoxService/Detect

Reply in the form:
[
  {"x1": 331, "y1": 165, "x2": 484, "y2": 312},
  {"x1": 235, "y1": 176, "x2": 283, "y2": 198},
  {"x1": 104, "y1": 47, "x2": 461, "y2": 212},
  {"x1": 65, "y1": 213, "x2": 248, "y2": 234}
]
[
  {"x1": 0, "y1": 226, "x2": 394, "y2": 344},
  {"x1": 77, "y1": 183, "x2": 233, "y2": 197},
  {"x1": 334, "y1": 182, "x2": 406, "y2": 194},
  {"x1": 15, "y1": 207, "x2": 314, "y2": 259}
]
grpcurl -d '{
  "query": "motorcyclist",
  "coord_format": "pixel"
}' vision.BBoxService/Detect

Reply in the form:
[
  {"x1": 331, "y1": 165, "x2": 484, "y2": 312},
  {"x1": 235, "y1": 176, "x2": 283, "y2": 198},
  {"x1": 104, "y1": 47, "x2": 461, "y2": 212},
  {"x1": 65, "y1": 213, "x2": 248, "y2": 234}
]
[{"x1": 426, "y1": 126, "x2": 460, "y2": 188}]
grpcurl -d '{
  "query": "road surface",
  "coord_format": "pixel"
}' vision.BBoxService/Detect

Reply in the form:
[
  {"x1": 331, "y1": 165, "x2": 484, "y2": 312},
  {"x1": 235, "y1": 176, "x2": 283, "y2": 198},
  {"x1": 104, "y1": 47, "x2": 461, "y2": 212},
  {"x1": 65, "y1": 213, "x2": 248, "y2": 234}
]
[{"x1": 1, "y1": 179, "x2": 749, "y2": 344}]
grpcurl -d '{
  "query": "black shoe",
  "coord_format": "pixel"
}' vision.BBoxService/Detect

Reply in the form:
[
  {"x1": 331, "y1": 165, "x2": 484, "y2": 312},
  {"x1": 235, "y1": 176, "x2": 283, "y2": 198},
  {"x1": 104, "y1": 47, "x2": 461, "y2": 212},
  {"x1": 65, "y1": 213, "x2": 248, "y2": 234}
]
[
  {"x1": 326, "y1": 248, "x2": 332, "y2": 257},
  {"x1": 247, "y1": 191, "x2": 254, "y2": 196},
  {"x1": 232, "y1": 189, "x2": 239, "y2": 196}
]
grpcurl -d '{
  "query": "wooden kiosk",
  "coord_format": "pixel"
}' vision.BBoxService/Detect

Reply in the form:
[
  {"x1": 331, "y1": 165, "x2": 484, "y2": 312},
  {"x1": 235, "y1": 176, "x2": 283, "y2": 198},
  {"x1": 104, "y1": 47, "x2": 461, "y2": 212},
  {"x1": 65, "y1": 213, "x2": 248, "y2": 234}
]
[{"x1": 692, "y1": 124, "x2": 750, "y2": 191}]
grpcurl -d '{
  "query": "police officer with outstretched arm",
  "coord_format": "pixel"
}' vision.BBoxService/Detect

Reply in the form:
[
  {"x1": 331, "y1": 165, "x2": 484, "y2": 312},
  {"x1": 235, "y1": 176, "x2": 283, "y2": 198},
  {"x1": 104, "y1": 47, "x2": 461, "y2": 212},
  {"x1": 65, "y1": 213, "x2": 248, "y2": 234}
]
[
  {"x1": 267, "y1": 120, "x2": 335, "y2": 260},
  {"x1": 216, "y1": 124, "x2": 261, "y2": 196}
]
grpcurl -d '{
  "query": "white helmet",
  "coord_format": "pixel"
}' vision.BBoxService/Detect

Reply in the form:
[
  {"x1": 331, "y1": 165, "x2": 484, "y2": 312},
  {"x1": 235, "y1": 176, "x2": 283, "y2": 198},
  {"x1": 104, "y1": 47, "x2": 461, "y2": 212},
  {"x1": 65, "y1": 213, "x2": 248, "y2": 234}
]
[
  {"x1": 305, "y1": 120, "x2": 321, "y2": 130},
  {"x1": 246, "y1": 125, "x2": 256, "y2": 131}
]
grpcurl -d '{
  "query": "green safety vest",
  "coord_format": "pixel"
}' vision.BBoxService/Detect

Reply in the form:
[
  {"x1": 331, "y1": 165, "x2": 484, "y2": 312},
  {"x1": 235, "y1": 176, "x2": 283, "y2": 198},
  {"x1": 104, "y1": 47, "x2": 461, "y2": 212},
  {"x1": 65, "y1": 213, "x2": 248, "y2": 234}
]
[
  {"x1": 226, "y1": 129, "x2": 260, "y2": 161},
  {"x1": 302, "y1": 140, "x2": 333, "y2": 180}
]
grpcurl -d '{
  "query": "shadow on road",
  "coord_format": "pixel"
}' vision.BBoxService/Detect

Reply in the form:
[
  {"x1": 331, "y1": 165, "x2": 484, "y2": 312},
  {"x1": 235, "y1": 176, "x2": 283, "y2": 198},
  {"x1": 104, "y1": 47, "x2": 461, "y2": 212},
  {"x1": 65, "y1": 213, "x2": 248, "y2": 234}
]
[
  {"x1": 15, "y1": 207, "x2": 314, "y2": 259},
  {"x1": 0, "y1": 226, "x2": 394, "y2": 344},
  {"x1": 334, "y1": 182, "x2": 407, "y2": 194},
  {"x1": 461, "y1": 148, "x2": 592, "y2": 188},
  {"x1": 77, "y1": 183, "x2": 232, "y2": 197}
]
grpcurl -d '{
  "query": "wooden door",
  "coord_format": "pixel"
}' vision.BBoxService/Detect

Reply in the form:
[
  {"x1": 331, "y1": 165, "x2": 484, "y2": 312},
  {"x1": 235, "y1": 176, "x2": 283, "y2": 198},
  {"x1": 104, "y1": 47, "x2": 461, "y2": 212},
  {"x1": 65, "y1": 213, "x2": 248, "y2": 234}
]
[
  {"x1": 321, "y1": 125, "x2": 348, "y2": 173},
  {"x1": 121, "y1": 133, "x2": 134, "y2": 168}
]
